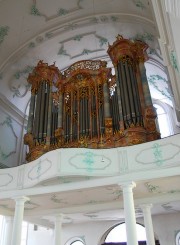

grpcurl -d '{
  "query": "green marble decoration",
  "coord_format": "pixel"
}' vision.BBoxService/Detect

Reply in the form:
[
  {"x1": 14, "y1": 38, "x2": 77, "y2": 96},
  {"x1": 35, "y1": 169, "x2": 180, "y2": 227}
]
[
  {"x1": 91, "y1": 17, "x2": 99, "y2": 24},
  {"x1": 0, "y1": 26, "x2": 9, "y2": 45},
  {"x1": 14, "y1": 66, "x2": 34, "y2": 80},
  {"x1": 96, "y1": 35, "x2": 108, "y2": 47},
  {"x1": 30, "y1": 4, "x2": 41, "y2": 16},
  {"x1": 45, "y1": 32, "x2": 53, "y2": 39},
  {"x1": 58, "y1": 45, "x2": 70, "y2": 56},
  {"x1": 11, "y1": 83, "x2": 31, "y2": 98},
  {"x1": 147, "y1": 48, "x2": 163, "y2": 60},
  {"x1": 82, "y1": 49, "x2": 92, "y2": 55},
  {"x1": 100, "y1": 16, "x2": 108, "y2": 22},
  {"x1": 73, "y1": 34, "x2": 83, "y2": 41},
  {"x1": 170, "y1": 51, "x2": 179, "y2": 73},
  {"x1": 133, "y1": 0, "x2": 146, "y2": 9},
  {"x1": 25, "y1": 201, "x2": 40, "y2": 210},
  {"x1": 134, "y1": 32, "x2": 154, "y2": 42},
  {"x1": 112, "y1": 190, "x2": 123, "y2": 200},
  {"x1": 0, "y1": 116, "x2": 17, "y2": 161},
  {"x1": 29, "y1": 42, "x2": 36, "y2": 48},
  {"x1": 58, "y1": 8, "x2": 69, "y2": 16},
  {"x1": 11, "y1": 66, "x2": 33, "y2": 98},
  {"x1": 147, "y1": 74, "x2": 172, "y2": 100},
  {"x1": 83, "y1": 152, "x2": 95, "y2": 171},
  {"x1": 145, "y1": 182, "x2": 159, "y2": 193},
  {"x1": 51, "y1": 194, "x2": 67, "y2": 204},
  {"x1": 111, "y1": 16, "x2": 118, "y2": 22},
  {"x1": 65, "y1": 23, "x2": 77, "y2": 30},
  {"x1": 152, "y1": 143, "x2": 164, "y2": 166}
]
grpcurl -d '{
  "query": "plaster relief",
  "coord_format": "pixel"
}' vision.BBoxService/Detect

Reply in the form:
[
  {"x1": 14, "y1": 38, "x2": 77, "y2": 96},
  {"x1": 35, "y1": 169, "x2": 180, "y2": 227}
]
[
  {"x1": 0, "y1": 117, "x2": 17, "y2": 162},
  {"x1": 0, "y1": 173, "x2": 13, "y2": 187},
  {"x1": 28, "y1": 158, "x2": 52, "y2": 180},
  {"x1": 69, "y1": 151, "x2": 111, "y2": 172},
  {"x1": 135, "y1": 143, "x2": 180, "y2": 166}
]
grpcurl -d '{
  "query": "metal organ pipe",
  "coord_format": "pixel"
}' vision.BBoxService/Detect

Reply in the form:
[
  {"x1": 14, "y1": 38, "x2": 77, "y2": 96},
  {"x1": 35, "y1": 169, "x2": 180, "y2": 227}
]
[
  {"x1": 58, "y1": 93, "x2": 63, "y2": 128},
  {"x1": 33, "y1": 84, "x2": 41, "y2": 143},
  {"x1": 47, "y1": 84, "x2": 53, "y2": 144},
  {"x1": 27, "y1": 93, "x2": 35, "y2": 134},
  {"x1": 39, "y1": 82, "x2": 45, "y2": 142},
  {"x1": 44, "y1": 82, "x2": 49, "y2": 141},
  {"x1": 129, "y1": 64, "x2": 142, "y2": 125}
]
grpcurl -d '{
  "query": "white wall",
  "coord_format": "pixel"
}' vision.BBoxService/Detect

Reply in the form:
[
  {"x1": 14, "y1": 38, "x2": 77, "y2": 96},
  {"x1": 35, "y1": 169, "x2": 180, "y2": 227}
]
[
  {"x1": 62, "y1": 213, "x2": 180, "y2": 245},
  {"x1": 0, "y1": 107, "x2": 25, "y2": 168},
  {"x1": 137, "y1": 212, "x2": 180, "y2": 245},
  {"x1": 26, "y1": 224, "x2": 54, "y2": 245},
  {"x1": 152, "y1": 213, "x2": 180, "y2": 245},
  {"x1": 25, "y1": 212, "x2": 180, "y2": 245}
]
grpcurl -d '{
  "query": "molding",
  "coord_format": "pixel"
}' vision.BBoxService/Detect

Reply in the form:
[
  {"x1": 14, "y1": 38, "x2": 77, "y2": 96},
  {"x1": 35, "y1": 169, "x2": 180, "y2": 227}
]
[
  {"x1": 165, "y1": 0, "x2": 180, "y2": 19},
  {"x1": 150, "y1": 0, "x2": 167, "y2": 43},
  {"x1": 20, "y1": 191, "x2": 180, "y2": 218},
  {"x1": 30, "y1": 0, "x2": 83, "y2": 22},
  {"x1": 0, "y1": 26, "x2": 9, "y2": 45},
  {"x1": 1, "y1": 163, "x2": 180, "y2": 200},
  {"x1": 0, "y1": 173, "x2": 13, "y2": 187},
  {"x1": 0, "y1": 135, "x2": 180, "y2": 198},
  {"x1": 28, "y1": 158, "x2": 52, "y2": 180},
  {"x1": 0, "y1": 13, "x2": 155, "y2": 72},
  {"x1": 69, "y1": 152, "x2": 111, "y2": 171},
  {"x1": 0, "y1": 92, "x2": 27, "y2": 125},
  {"x1": 135, "y1": 142, "x2": 180, "y2": 166},
  {"x1": 0, "y1": 116, "x2": 18, "y2": 162}
]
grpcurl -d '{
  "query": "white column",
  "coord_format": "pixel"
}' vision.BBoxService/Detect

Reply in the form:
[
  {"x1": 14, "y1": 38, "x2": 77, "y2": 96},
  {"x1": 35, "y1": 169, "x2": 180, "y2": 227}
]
[
  {"x1": 11, "y1": 196, "x2": 29, "y2": 245},
  {"x1": 140, "y1": 204, "x2": 155, "y2": 245},
  {"x1": 121, "y1": 182, "x2": 138, "y2": 245},
  {"x1": 4, "y1": 216, "x2": 13, "y2": 245},
  {"x1": 54, "y1": 214, "x2": 63, "y2": 245}
]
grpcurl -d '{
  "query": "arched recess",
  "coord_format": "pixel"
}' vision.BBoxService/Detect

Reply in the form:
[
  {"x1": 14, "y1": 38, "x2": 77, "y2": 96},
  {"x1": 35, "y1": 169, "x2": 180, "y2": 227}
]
[
  {"x1": 65, "y1": 236, "x2": 86, "y2": 245},
  {"x1": 176, "y1": 230, "x2": 180, "y2": 245},
  {"x1": 99, "y1": 222, "x2": 160, "y2": 245},
  {"x1": 153, "y1": 100, "x2": 174, "y2": 138}
]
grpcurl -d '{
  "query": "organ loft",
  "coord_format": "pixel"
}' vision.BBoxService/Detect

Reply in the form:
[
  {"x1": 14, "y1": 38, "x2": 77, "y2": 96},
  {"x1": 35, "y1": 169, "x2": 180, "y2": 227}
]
[{"x1": 24, "y1": 35, "x2": 160, "y2": 162}]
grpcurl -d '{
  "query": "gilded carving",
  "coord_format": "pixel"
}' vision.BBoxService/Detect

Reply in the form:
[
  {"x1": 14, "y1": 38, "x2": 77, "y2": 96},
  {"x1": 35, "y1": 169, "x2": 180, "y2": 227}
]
[{"x1": 144, "y1": 105, "x2": 161, "y2": 141}]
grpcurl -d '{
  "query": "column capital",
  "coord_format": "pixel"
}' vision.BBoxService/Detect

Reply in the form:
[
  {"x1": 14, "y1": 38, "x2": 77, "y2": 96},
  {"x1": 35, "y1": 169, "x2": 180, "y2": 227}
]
[
  {"x1": 12, "y1": 196, "x2": 30, "y2": 204},
  {"x1": 55, "y1": 213, "x2": 64, "y2": 223},
  {"x1": 140, "y1": 203, "x2": 153, "y2": 211},
  {"x1": 119, "y1": 181, "x2": 136, "y2": 190}
]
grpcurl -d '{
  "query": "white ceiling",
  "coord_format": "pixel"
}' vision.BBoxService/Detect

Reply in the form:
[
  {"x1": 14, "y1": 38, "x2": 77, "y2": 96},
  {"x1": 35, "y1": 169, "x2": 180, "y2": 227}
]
[
  {"x1": 0, "y1": 175, "x2": 180, "y2": 227},
  {"x1": 1, "y1": 0, "x2": 170, "y2": 116},
  {"x1": 0, "y1": 0, "x2": 179, "y2": 228}
]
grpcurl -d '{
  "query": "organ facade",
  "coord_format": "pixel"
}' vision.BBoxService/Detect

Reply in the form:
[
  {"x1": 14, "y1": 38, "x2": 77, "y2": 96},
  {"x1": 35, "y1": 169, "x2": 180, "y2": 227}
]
[{"x1": 24, "y1": 35, "x2": 160, "y2": 162}]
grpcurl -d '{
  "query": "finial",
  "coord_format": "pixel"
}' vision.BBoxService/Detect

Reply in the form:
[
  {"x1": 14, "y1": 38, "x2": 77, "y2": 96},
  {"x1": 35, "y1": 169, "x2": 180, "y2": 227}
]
[{"x1": 116, "y1": 34, "x2": 123, "y2": 40}]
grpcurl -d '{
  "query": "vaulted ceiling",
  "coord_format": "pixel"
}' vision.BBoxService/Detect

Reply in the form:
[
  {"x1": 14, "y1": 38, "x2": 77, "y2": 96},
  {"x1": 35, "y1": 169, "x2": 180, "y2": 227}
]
[{"x1": 0, "y1": 0, "x2": 172, "y2": 116}]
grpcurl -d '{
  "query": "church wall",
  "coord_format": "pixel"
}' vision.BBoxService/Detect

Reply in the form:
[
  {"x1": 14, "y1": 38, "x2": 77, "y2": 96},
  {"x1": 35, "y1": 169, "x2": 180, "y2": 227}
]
[
  {"x1": 26, "y1": 223, "x2": 54, "y2": 245},
  {"x1": 0, "y1": 106, "x2": 25, "y2": 168},
  {"x1": 26, "y1": 213, "x2": 180, "y2": 245},
  {"x1": 137, "y1": 212, "x2": 180, "y2": 245}
]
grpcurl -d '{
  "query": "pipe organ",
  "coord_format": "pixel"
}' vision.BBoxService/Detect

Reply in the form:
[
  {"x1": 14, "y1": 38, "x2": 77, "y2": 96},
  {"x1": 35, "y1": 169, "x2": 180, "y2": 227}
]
[{"x1": 24, "y1": 35, "x2": 160, "y2": 162}]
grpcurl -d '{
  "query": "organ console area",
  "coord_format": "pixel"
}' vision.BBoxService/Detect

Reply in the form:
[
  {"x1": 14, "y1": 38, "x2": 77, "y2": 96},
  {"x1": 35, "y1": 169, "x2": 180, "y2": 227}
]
[{"x1": 24, "y1": 35, "x2": 160, "y2": 162}]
